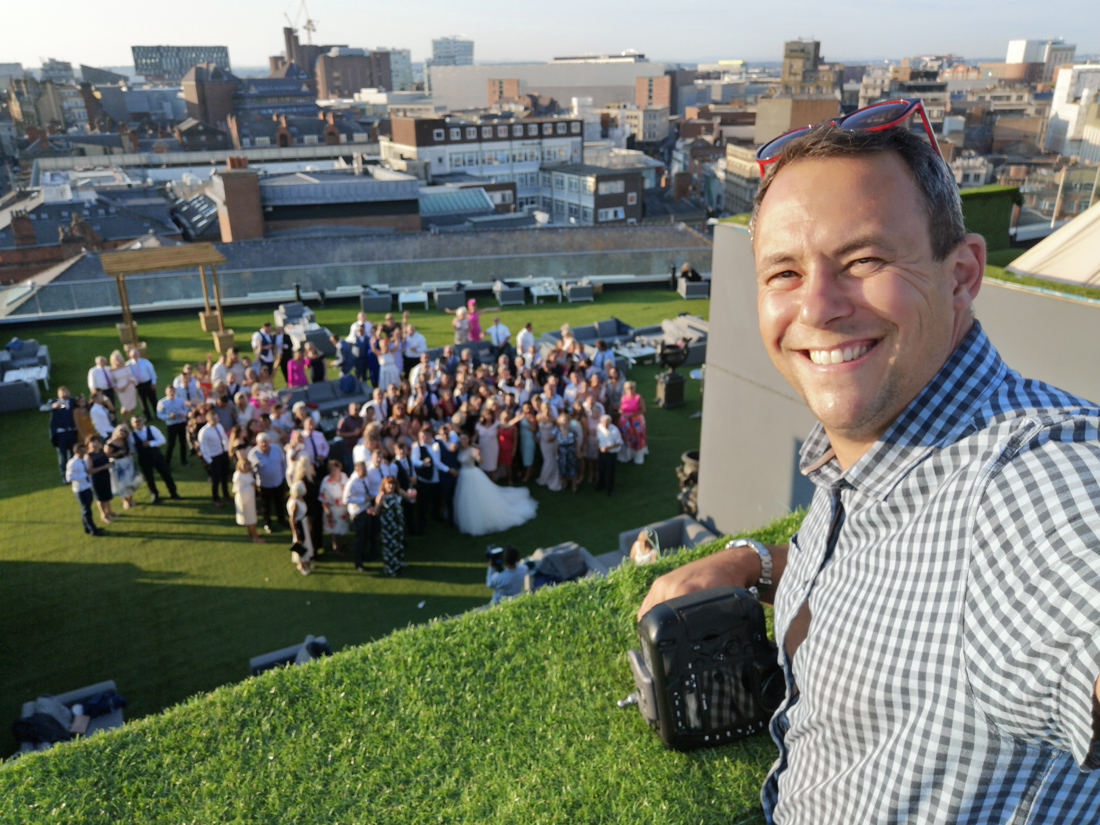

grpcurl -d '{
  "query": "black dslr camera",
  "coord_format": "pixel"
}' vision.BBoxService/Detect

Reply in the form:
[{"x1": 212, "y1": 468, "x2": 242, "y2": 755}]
[
  {"x1": 486, "y1": 545, "x2": 505, "y2": 572},
  {"x1": 623, "y1": 586, "x2": 784, "y2": 751}
]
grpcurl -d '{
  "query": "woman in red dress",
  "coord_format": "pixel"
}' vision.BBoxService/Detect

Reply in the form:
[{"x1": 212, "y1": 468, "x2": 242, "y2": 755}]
[{"x1": 496, "y1": 408, "x2": 516, "y2": 485}]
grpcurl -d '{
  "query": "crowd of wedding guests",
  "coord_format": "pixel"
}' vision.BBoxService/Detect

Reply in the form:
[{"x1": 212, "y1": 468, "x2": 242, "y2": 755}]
[{"x1": 49, "y1": 301, "x2": 649, "y2": 576}]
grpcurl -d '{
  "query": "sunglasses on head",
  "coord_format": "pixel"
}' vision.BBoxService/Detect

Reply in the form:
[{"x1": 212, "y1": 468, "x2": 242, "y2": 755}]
[{"x1": 755, "y1": 98, "x2": 941, "y2": 175}]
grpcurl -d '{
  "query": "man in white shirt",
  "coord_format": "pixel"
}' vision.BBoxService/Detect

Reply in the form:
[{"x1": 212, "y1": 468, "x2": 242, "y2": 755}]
[
  {"x1": 595, "y1": 414, "x2": 623, "y2": 497},
  {"x1": 516, "y1": 322, "x2": 535, "y2": 357},
  {"x1": 127, "y1": 346, "x2": 158, "y2": 420},
  {"x1": 403, "y1": 323, "x2": 428, "y2": 376},
  {"x1": 251, "y1": 323, "x2": 276, "y2": 371},
  {"x1": 343, "y1": 461, "x2": 375, "y2": 571},
  {"x1": 66, "y1": 443, "x2": 104, "y2": 536},
  {"x1": 129, "y1": 415, "x2": 181, "y2": 504},
  {"x1": 87, "y1": 355, "x2": 116, "y2": 409},
  {"x1": 348, "y1": 312, "x2": 373, "y2": 341},
  {"x1": 172, "y1": 364, "x2": 203, "y2": 407},
  {"x1": 90, "y1": 392, "x2": 115, "y2": 440},
  {"x1": 197, "y1": 409, "x2": 231, "y2": 506},
  {"x1": 487, "y1": 317, "x2": 511, "y2": 360}
]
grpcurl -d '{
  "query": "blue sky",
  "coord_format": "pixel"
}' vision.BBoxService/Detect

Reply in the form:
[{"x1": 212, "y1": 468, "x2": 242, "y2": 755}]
[{"x1": 2, "y1": 0, "x2": 1096, "y2": 69}]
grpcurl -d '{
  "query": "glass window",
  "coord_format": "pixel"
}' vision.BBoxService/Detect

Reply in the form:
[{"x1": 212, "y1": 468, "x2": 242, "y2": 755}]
[
  {"x1": 513, "y1": 124, "x2": 524, "y2": 137},
  {"x1": 528, "y1": 124, "x2": 538, "y2": 136},
  {"x1": 567, "y1": 177, "x2": 579, "y2": 192},
  {"x1": 570, "y1": 121, "x2": 581, "y2": 134},
  {"x1": 466, "y1": 127, "x2": 477, "y2": 139},
  {"x1": 466, "y1": 152, "x2": 478, "y2": 165},
  {"x1": 541, "y1": 172, "x2": 552, "y2": 188},
  {"x1": 452, "y1": 154, "x2": 464, "y2": 168},
  {"x1": 482, "y1": 126, "x2": 493, "y2": 138},
  {"x1": 541, "y1": 195, "x2": 552, "y2": 210},
  {"x1": 556, "y1": 122, "x2": 566, "y2": 134},
  {"x1": 433, "y1": 129, "x2": 444, "y2": 141},
  {"x1": 568, "y1": 203, "x2": 579, "y2": 218},
  {"x1": 597, "y1": 180, "x2": 625, "y2": 195},
  {"x1": 543, "y1": 123, "x2": 553, "y2": 135},
  {"x1": 627, "y1": 191, "x2": 638, "y2": 205},
  {"x1": 497, "y1": 125, "x2": 508, "y2": 138},
  {"x1": 553, "y1": 199, "x2": 566, "y2": 216},
  {"x1": 582, "y1": 206, "x2": 593, "y2": 223},
  {"x1": 585, "y1": 177, "x2": 595, "y2": 193},
  {"x1": 553, "y1": 174, "x2": 565, "y2": 190},
  {"x1": 450, "y1": 128, "x2": 461, "y2": 140}
]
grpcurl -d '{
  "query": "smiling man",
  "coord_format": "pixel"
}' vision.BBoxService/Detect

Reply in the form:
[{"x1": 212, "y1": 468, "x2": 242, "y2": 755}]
[{"x1": 638, "y1": 118, "x2": 1100, "y2": 822}]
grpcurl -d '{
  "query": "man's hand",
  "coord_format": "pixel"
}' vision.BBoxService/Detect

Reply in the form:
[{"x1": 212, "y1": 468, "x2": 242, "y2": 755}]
[{"x1": 636, "y1": 543, "x2": 780, "y2": 622}]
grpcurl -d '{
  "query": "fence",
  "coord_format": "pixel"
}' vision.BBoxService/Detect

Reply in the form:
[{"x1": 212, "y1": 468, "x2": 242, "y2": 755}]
[{"x1": 1, "y1": 245, "x2": 713, "y2": 323}]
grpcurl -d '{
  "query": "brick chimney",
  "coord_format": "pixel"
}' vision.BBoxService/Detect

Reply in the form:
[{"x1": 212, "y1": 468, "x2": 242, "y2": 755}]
[
  {"x1": 10, "y1": 210, "x2": 37, "y2": 246},
  {"x1": 212, "y1": 158, "x2": 263, "y2": 242}
]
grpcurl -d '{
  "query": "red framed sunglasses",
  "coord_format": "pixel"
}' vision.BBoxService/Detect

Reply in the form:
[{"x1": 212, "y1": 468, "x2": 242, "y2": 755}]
[{"x1": 755, "y1": 98, "x2": 942, "y2": 175}]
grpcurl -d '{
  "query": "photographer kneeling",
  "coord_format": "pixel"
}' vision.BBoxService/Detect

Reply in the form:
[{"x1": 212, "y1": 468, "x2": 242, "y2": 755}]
[{"x1": 486, "y1": 545, "x2": 525, "y2": 605}]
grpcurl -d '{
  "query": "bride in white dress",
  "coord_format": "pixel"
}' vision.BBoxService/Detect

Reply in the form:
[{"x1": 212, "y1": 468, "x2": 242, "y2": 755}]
[{"x1": 453, "y1": 434, "x2": 538, "y2": 536}]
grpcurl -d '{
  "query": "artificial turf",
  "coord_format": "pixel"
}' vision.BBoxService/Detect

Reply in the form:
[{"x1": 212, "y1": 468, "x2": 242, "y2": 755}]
[
  {"x1": 0, "y1": 511, "x2": 803, "y2": 824},
  {"x1": 1, "y1": 288, "x2": 721, "y2": 757}
]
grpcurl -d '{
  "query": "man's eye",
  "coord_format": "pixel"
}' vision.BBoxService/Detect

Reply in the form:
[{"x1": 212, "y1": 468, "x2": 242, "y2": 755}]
[{"x1": 768, "y1": 271, "x2": 800, "y2": 285}]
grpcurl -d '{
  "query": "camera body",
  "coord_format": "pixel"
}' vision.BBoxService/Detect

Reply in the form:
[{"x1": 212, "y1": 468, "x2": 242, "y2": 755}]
[
  {"x1": 486, "y1": 545, "x2": 505, "y2": 572},
  {"x1": 627, "y1": 586, "x2": 783, "y2": 751}
]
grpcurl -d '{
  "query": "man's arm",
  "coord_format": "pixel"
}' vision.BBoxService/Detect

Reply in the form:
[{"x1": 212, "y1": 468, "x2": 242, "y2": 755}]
[{"x1": 636, "y1": 542, "x2": 790, "y2": 621}]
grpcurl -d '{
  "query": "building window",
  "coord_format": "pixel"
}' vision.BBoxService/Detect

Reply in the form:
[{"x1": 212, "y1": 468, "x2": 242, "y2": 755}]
[
  {"x1": 466, "y1": 127, "x2": 477, "y2": 139},
  {"x1": 567, "y1": 177, "x2": 579, "y2": 192},
  {"x1": 540, "y1": 172, "x2": 552, "y2": 188},
  {"x1": 543, "y1": 123, "x2": 553, "y2": 135},
  {"x1": 497, "y1": 125, "x2": 508, "y2": 138},
  {"x1": 627, "y1": 191, "x2": 638, "y2": 205},
  {"x1": 553, "y1": 174, "x2": 565, "y2": 190},
  {"x1": 482, "y1": 126, "x2": 493, "y2": 138},
  {"x1": 452, "y1": 154, "x2": 465, "y2": 168},
  {"x1": 553, "y1": 199, "x2": 566, "y2": 217},
  {"x1": 541, "y1": 195, "x2": 552, "y2": 210},
  {"x1": 433, "y1": 129, "x2": 445, "y2": 141},
  {"x1": 568, "y1": 203, "x2": 579, "y2": 219},
  {"x1": 528, "y1": 123, "x2": 538, "y2": 136},
  {"x1": 450, "y1": 127, "x2": 461, "y2": 140},
  {"x1": 570, "y1": 122, "x2": 580, "y2": 134},
  {"x1": 556, "y1": 122, "x2": 566, "y2": 134},
  {"x1": 582, "y1": 206, "x2": 593, "y2": 223},
  {"x1": 500, "y1": 191, "x2": 513, "y2": 204},
  {"x1": 466, "y1": 152, "x2": 478, "y2": 166},
  {"x1": 585, "y1": 178, "x2": 595, "y2": 193},
  {"x1": 597, "y1": 207, "x2": 625, "y2": 222},
  {"x1": 513, "y1": 124, "x2": 524, "y2": 137},
  {"x1": 597, "y1": 180, "x2": 625, "y2": 195}
]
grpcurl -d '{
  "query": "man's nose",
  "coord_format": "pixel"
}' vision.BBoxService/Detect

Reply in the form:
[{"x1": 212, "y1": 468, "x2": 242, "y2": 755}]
[{"x1": 798, "y1": 265, "x2": 853, "y2": 328}]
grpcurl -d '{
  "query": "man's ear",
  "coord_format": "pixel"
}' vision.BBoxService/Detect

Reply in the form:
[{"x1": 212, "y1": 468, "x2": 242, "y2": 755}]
[{"x1": 952, "y1": 233, "x2": 986, "y2": 311}]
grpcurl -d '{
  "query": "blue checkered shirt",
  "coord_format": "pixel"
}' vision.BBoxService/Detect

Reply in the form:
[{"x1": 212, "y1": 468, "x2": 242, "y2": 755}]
[{"x1": 763, "y1": 322, "x2": 1100, "y2": 823}]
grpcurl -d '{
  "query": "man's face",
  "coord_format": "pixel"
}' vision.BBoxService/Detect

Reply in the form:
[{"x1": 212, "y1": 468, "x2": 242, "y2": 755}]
[
  {"x1": 165, "y1": 386, "x2": 175, "y2": 399},
  {"x1": 753, "y1": 153, "x2": 980, "y2": 459},
  {"x1": 258, "y1": 439, "x2": 270, "y2": 453}
]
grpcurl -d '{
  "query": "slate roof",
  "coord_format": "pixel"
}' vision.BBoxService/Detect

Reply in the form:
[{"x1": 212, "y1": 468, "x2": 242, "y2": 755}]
[{"x1": 0, "y1": 192, "x2": 179, "y2": 249}]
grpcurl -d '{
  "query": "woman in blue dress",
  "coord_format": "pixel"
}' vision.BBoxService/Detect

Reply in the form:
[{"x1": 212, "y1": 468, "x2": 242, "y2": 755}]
[
  {"x1": 513, "y1": 402, "x2": 538, "y2": 482},
  {"x1": 555, "y1": 412, "x2": 580, "y2": 492}
]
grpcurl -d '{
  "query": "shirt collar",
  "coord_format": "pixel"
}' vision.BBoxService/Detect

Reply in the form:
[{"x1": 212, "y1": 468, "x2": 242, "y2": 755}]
[{"x1": 799, "y1": 321, "x2": 1007, "y2": 499}]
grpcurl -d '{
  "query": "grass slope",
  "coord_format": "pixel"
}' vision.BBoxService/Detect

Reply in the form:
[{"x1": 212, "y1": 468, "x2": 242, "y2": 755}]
[
  {"x1": 0, "y1": 513, "x2": 803, "y2": 824},
  {"x1": 1, "y1": 290, "x2": 713, "y2": 756}
]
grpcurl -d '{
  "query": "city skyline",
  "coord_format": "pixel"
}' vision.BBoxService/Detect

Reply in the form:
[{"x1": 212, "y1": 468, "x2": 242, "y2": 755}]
[{"x1": 1, "y1": 0, "x2": 1097, "y2": 73}]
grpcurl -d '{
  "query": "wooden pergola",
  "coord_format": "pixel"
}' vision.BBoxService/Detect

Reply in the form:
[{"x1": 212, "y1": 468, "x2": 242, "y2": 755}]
[{"x1": 99, "y1": 244, "x2": 234, "y2": 351}]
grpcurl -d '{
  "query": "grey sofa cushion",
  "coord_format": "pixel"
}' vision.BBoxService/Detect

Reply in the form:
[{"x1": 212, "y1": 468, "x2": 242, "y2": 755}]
[
  {"x1": 307, "y1": 382, "x2": 337, "y2": 403},
  {"x1": 34, "y1": 696, "x2": 73, "y2": 729},
  {"x1": 594, "y1": 319, "x2": 618, "y2": 339},
  {"x1": 530, "y1": 542, "x2": 588, "y2": 580}
]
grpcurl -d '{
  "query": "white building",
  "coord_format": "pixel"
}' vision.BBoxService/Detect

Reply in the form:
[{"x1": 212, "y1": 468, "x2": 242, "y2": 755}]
[
  {"x1": 380, "y1": 48, "x2": 413, "y2": 91},
  {"x1": 1006, "y1": 39, "x2": 1076, "y2": 84},
  {"x1": 950, "y1": 152, "x2": 995, "y2": 188},
  {"x1": 381, "y1": 115, "x2": 583, "y2": 211},
  {"x1": 1044, "y1": 65, "x2": 1100, "y2": 159}
]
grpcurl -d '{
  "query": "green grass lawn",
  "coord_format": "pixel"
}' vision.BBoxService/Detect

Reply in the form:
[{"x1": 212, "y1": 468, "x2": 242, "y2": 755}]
[
  {"x1": 1, "y1": 289, "x2": 715, "y2": 758},
  {"x1": 0, "y1": 512, "x2": 803, "y2": 824}
]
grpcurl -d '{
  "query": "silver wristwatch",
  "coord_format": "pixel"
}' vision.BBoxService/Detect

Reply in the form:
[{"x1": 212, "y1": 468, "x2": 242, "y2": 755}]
[{"x1": 727, "y1": 538, "x2": 772, "y2": 588}]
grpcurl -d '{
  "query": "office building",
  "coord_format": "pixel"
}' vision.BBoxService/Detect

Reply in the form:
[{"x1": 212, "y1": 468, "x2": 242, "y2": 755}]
[
  {"x1": 316, "y1": 49, "x2": 392, "y2": 99},
  {"x1": 380, "y1": 114, "x2": 584, "y2": 211},
  {"x1": 39, "y1": 58, "x2": 75, "y2": 84},
  {"x1": 132, "y1": 45, "x2": 230, "y2": 81},
  {"x1": 536, "y1": 164, "x2": 643, "y2": 226},
  {"x1": 1006, "y1": 39, "x2": 1076, "y2": 84},
  {"x1": 1044, "y1": 65, "x2": 1100, "y2": 160},
  {"x1": 780, "y1": 39, "x2": 842, "y2": 95},
  {"x1": 431, "y1": 37, "x2": 474, "y2": 66}
]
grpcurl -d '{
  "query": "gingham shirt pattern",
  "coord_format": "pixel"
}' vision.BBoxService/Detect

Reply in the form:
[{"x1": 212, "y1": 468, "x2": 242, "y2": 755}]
[{"x1": 763, "y1": 322, "x2": 1100, "y2": 824}]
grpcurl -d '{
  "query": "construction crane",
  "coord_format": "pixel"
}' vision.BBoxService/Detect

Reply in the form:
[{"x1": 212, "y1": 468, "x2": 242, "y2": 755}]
[{"x1": 283, "y1": 0, "x2": 319, "y2": 45}]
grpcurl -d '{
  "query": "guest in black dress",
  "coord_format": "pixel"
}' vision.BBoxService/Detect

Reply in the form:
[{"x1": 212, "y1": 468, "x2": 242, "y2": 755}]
[
  {"x1": 85, "y1": 435, "x2": 117, "y2": 525},
  {"x1": 305, "y1": 342, "x2": 326, "y2": 384}
]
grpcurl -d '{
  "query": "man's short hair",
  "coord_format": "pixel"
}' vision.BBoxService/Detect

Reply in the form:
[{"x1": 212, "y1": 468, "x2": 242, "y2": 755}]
[
  {"x1": 503, "y1": 545, "x2": 520, "y2": 566},
  {"x1": 749, "y1": 124, "x2": 965, "y2": 261}
]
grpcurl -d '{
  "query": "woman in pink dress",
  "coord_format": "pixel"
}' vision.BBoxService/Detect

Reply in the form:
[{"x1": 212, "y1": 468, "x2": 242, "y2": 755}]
[
  {"x1": 466, "y1": 298, "x2": 482, "y2": 342},
  {"x1": 475, "y1": 411, "x2": 500, "y2": 477},
  {"x1": 287, "y1": 349, "x2": 310, "y2": 388},
  {"x1": 617, "y1": 380, "x2": 648, "y2": 465}
]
